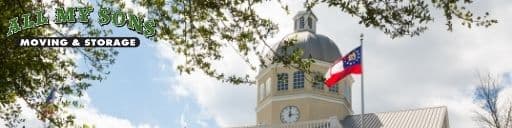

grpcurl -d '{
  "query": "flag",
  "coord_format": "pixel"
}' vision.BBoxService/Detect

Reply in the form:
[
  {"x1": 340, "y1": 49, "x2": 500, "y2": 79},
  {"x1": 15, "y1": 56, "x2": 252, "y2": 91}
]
[{"x1": 324, "y1": 46, "x2": 362, "y2": 88}]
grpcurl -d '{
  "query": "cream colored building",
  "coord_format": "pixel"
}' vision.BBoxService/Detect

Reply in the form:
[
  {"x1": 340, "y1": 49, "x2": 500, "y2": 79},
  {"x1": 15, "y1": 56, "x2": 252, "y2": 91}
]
[{"x1": 240, "y1": 10, "x2": 450, "y2": 128}]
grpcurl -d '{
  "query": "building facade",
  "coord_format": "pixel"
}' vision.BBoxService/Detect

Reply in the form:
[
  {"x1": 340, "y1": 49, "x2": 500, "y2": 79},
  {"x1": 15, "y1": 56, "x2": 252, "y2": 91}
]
[
  {"x1": 255, "y1": 10, "x2": 353, "y2": 126},
  {"x1": 243, "y1": 10, "x2": 450, "y2": 128}
]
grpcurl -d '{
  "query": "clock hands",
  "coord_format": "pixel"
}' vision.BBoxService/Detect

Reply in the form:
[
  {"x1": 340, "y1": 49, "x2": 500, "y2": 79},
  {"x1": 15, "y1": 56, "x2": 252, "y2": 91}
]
[
  {"x1": 281, "y1": 106, "x2": 299, "y2": 123},
  {"x1": 288, "y1": 106, "x2": 292, "y2": 117}
]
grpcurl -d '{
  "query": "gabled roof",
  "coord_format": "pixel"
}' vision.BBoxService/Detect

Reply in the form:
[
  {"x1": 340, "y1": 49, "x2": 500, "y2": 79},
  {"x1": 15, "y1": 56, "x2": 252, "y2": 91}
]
[{"x1": 341, "y1": 106, "x2": 449, "y2": 128}]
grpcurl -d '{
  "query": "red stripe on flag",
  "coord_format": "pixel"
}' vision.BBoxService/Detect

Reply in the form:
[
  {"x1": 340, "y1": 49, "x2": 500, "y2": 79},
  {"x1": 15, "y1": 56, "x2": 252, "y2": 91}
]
[{"x1": 324, "y1": 64, "x2": 362, "y2": 88}]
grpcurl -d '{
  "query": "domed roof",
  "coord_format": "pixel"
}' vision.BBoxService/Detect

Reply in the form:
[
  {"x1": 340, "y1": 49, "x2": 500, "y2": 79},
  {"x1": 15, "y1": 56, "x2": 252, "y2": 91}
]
[{"x1": 268, "y1": 31, "x2": 341, "y2": 63}]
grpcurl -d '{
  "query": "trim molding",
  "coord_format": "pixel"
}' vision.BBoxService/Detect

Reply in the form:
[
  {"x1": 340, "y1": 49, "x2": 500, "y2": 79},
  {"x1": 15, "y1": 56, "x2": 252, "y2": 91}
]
[
  {"x1": 255, "y1": 59, "x2": 332, "y2": 80},
  {"x1": 255, "y1": 93, "x2": 351, "y2": 113}
]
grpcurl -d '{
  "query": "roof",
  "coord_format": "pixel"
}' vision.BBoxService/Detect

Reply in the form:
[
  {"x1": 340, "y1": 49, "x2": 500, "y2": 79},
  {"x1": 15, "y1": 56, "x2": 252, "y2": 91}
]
[
  {"x1": 268, "y1": 31, "x2": 342, "y2": 63},
  {"x1": 341, "y1": 106, "x2": 449, "y2": 128},
  {"x1": 294, "y1": 10, "x2": 317, "y2": 20}
]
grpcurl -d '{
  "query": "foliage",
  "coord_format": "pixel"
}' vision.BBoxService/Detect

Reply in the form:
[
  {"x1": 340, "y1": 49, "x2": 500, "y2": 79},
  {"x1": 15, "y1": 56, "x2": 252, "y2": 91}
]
[
  {"x1": 0, "y1": 0, "x2": 117, "y2": 127},
  {"x1": 318, "y1": 0, "x2": 497, "y2": 37},
  {"x1": 99, "y1": 0, "x2": 498, "y2": 85},
  {"x1": 0, "y1": 0, "x2": 499, "y2": 127}
]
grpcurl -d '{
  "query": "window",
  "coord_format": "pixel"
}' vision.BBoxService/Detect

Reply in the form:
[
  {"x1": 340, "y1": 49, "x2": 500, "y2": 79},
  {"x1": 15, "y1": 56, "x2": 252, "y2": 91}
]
[
  {"x1": 343, "y1": 84, "x2": 351, "y2": 102},
  {"x1": 259, "y1": 84, "x2": 264, "y2": 101},
  {"x1": 265, "y1": 78, "x2": 271, "y2": 96},
  {"x1": 299, "y1": 17, "x2": 305, "y2": 29},
  {"x1": 277, "y1": 73, "x2": 288, "y2": 91},
  {"x1": 307, "y1": 17, "x2": 312, "y2": 29},
  {"x1": 313, "y1": 81, "x2": 324, "y2": 90},
  {"x1": 294, "y1": 20, "x2": 298, "y2": 30},
  {"x1": 329, "y1": 84, "x2": 339, "y2": 93},
  {"x1": 293, "y1": 71, "x2": 304, "y2": 89},
  {"x1": 312, "y1": 75, "x2": 324, "y2": 90}
]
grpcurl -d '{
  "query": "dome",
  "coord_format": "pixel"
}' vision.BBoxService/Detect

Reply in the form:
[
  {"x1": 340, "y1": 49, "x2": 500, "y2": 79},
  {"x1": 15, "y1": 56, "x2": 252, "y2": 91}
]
[{"x1": 268, "y1": 31, "x2": 342, "y2": 63}]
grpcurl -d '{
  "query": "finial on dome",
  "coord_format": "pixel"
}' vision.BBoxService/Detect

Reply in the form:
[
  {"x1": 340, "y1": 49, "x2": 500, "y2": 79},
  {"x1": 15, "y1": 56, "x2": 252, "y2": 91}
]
[{"x1": 293, "y1": 10, "x2": 317, "y2": 33}]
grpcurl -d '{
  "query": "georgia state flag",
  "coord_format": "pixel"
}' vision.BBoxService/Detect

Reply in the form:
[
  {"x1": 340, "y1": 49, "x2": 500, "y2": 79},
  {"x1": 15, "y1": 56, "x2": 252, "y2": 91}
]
[{"x1": 324, "y1": 46, "x2": 362, "y2": 88}]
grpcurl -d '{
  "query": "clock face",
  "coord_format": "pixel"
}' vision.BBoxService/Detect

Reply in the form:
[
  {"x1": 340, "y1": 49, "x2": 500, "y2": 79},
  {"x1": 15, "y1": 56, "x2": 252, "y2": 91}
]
[{"x1": 280, "y1": 106, "x2": 300, "y2": 123}]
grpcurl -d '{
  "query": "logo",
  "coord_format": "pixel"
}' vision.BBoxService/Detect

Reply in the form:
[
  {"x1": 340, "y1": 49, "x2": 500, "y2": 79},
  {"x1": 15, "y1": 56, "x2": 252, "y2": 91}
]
[{"x1": 5, "y1": 7, "x2": 158, "y2": 47}]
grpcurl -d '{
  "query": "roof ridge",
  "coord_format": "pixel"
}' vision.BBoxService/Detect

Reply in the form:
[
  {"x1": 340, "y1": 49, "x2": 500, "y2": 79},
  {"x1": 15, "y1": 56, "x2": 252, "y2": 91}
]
[{"x1": 357, "y1": 106, "x2": 447, "y2": 116}]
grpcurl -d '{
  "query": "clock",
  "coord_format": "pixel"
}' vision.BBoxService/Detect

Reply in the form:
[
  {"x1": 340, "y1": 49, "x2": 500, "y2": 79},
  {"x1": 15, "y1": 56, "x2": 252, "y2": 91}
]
[{"x1": 280, "y1": 106, "x2": 300, "y2": 123}]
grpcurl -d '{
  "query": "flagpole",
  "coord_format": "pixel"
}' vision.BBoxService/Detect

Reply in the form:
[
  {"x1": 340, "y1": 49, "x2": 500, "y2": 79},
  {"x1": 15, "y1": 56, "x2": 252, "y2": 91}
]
[{"x1": 360, "y1": 33, "x2": 365, "y2": 128}]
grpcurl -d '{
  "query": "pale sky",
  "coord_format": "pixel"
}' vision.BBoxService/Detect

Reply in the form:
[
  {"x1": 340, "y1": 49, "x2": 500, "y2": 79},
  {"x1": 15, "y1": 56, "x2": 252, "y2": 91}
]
[{"x1": 14, "y1": 0, "x2": 512, "y2": 128}]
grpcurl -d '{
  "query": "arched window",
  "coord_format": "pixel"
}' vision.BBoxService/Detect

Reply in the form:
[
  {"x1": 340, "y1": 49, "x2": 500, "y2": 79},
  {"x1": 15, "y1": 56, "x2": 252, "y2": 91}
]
[
  {"x1": 299, "y1": 17, "x2": 305, "y2": 29},
  {"x1": 277, "y1": 73, "x2": 288, "y2": 91},
  {"x1": 293, "y1": 71, "x2": 304, "y2": 89},
  {"x1": 307, "y1": 17, "x2": 313, "y2": 29},
  {"x1": 329, "y1": 84, "x2": 339, "y2": 93}
]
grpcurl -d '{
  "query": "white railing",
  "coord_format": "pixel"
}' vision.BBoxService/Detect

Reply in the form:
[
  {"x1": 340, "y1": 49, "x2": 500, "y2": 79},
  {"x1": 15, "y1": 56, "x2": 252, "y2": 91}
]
[{"x1": 231, "y1": 116, "x2": 342, "y2": 128}]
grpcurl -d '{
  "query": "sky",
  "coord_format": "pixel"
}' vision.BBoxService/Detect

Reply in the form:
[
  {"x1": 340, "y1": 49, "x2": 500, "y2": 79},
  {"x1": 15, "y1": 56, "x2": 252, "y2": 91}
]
[{"x1": 12, "y1": 0, "x2": 512, "y2": 128}]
